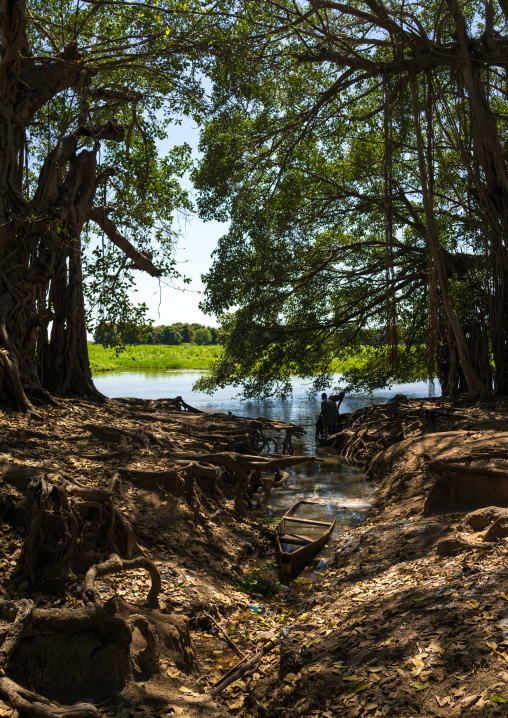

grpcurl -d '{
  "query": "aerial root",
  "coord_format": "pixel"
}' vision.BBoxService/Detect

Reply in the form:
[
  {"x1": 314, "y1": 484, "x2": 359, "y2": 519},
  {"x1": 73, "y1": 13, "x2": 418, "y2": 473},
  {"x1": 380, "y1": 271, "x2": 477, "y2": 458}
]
[
  {"x1": 125, "y1": 614, "x2": 159, "y2": 676},
  {"x1": 83, "y1": 553, "x2": 162, "y2": 608}
]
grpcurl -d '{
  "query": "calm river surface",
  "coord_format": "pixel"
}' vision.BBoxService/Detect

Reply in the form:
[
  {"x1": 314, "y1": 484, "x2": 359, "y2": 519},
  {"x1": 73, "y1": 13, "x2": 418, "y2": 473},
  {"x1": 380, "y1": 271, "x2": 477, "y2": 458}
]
[{"x1": 94, "y1": 370, "x2": 431, "y2": 571}]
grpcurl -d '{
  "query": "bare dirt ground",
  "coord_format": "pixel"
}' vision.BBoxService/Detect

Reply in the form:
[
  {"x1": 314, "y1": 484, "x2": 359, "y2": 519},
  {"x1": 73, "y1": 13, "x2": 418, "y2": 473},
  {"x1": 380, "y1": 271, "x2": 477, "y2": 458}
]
[{"x1": 1, "y1": 395, "x2": 508, "y2": 718}]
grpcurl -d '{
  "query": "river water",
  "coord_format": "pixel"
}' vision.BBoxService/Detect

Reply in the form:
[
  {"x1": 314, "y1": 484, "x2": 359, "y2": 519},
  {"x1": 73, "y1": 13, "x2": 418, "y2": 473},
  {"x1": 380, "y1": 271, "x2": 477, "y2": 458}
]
[{"x1": 94, "y1": 370, "x2": 431, "y2": 575}]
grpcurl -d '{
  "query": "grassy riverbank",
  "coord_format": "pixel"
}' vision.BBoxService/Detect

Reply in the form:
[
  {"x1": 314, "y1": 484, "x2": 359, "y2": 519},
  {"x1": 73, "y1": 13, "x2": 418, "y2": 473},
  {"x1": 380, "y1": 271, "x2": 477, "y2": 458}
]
[
  {"x1": 88, "y1": 342, "x2": 377, "y2": 374},
  {"x1": 88, "y1": 343, "x2": 222, "y2": 372}
]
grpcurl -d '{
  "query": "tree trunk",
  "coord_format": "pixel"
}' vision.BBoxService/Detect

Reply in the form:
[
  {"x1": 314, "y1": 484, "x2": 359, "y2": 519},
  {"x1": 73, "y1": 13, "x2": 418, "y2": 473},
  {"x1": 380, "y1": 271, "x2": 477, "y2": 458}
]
[
  {"x1": 40, "y1": 248, "x2": 99, "y2": 397},
  {"x1": 446, "y1": 0, "x2": 508, "y2": 395}
]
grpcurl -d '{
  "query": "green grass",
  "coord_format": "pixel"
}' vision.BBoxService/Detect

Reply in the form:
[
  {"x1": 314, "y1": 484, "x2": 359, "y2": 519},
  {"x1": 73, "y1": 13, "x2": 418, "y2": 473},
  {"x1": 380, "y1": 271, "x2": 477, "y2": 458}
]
[
  {"x1": 88, "y1": 343, "x2": 222, "y2": 372},
  {"x1": 88, "y1": 343, "x2": 385, "y2": 375}
]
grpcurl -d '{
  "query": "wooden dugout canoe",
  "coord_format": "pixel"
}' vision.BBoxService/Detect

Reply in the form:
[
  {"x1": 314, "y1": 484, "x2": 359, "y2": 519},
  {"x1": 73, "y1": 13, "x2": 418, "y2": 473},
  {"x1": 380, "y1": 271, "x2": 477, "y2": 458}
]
[{"x1": 276, "y1": 500, "x2": 336, "y2": 576}]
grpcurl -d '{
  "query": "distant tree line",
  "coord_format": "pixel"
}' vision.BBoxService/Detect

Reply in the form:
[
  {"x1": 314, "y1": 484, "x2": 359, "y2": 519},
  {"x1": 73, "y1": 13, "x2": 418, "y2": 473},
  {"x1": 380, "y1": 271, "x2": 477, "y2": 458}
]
[{"x1": 94, "y1": 323, "x2": 219, "y2": 346}]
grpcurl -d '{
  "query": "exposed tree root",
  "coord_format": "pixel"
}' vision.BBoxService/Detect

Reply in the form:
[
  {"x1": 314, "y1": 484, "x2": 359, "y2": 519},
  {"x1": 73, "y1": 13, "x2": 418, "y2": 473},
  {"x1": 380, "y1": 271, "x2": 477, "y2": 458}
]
[
  {"x1": 0, "y1": 396, "x2": 322, "y2": 717},
  {"x1": 0, "y1": 601, "x2": 129, "y2": 716},
  {"x1": 0, "y1": 678, "x2": 99, "y2": 718},
  {"x1": 124, "y1": 614, "x2": 159, "y2": 677},
  {"x1": 171, "y1": 452, "x2": 319, "y2": 515},
  {"x1": 323, "y1": 397, "x2": 453, "y2": 465},
  {"x1": 83, "y1": 553, "x2": 161, "y2": 607}
]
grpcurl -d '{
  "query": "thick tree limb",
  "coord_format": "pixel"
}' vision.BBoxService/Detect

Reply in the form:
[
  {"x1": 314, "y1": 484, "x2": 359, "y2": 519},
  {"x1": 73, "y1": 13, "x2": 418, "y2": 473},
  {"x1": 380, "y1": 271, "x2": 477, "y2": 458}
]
[{"x1": 88, "y1": 207, "x2": 162, "y2": 276}]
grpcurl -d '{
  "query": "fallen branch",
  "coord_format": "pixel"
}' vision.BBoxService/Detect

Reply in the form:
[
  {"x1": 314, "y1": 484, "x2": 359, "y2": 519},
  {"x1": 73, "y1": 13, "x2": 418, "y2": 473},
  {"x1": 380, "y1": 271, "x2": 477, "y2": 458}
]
[
  {"x1": 204, "y1": 612, "x2": 245, "y2": 659},
  {"x1": 209, "y1": 636, "x2": 282, "y2": 697}
]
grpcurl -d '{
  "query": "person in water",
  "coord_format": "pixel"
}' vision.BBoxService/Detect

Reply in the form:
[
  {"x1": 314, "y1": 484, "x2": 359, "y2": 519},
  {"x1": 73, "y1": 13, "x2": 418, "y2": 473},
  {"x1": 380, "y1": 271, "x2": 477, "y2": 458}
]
[
  {"x1": 329, "y1": 390, "x2": 345, "y2": 432},
  {"x1": 320, "y1": 392, "x2": 335, "y2": 435}
]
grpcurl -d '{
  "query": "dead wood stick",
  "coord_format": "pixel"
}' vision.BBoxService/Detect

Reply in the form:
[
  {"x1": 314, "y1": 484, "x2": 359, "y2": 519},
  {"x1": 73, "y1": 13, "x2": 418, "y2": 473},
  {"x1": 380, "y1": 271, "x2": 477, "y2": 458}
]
[
  {"x1": 209, "y1": 636, "x2": 282, "y2": 697},
  {"x1": 83, "y1": 553, "x2": 161, "y2": 607},
  {"x1": 204, "y1": 612, "x2": 245, "y2": 659}
]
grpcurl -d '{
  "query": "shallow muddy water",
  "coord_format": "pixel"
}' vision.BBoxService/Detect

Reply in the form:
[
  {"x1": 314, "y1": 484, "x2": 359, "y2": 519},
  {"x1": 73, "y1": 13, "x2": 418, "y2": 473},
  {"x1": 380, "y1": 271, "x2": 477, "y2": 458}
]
[{"x1": 94, "y1": 370, "x2": 431, "y2": 581}]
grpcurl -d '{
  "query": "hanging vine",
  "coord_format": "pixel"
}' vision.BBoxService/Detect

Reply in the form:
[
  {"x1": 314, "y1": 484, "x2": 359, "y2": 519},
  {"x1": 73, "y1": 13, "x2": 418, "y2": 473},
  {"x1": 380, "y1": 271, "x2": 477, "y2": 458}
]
[{"x1": 383, "y1": 77, "x2": 399, "y2": 373}]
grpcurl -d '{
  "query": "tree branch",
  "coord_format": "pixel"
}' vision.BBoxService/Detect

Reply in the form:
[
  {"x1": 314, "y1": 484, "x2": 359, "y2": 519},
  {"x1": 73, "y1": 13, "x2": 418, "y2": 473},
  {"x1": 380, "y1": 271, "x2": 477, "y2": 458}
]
[{"x1": 89, "y1": 207, "x2": 162, "y2": 277}]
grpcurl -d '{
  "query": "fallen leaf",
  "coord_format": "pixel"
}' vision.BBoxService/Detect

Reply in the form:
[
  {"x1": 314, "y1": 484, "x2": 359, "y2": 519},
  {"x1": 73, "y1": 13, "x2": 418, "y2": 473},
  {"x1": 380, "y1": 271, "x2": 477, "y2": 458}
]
[
  {"x1": 410, "y1": 681, "x2": 429, "y2": 690},
  {"x1": 227, "y1": 697, "x2": 245, "y2": 710},
  {"x1": 410, "y1": 657, "x2": 424, "y2": 677},
  {"x1": 428, "y1": 641, "x2": 444, "y2": 654},
  {"x1": 353, "y1": 681, "x2": 370, "y2": 693},
  {"x1": 435, "y1": 696, "x2": 451, "y2": 707}
]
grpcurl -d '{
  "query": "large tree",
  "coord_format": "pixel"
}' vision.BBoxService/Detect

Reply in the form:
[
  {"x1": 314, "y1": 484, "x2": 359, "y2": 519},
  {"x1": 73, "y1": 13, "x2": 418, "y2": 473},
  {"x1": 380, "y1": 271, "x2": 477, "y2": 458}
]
[
  {"x1": 194, "y1": 0, "x2": 508, "y2": 399},
  {"x1": 0, "y1": 0, "x2": 213, "y2": 412}
]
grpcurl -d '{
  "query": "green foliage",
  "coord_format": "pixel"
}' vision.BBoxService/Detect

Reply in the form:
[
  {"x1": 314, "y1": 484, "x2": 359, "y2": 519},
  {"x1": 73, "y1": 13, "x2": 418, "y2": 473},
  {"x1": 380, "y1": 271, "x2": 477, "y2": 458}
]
[
  {"x1": 159, "y1": 326, "x2": 183, "y2": 345},
  {"x1": 22, "y1": 0, "x2": 222, "y2": 364},
  {"x1": 235, "y1": 570, "x2": 286, "y2": 600},
  {"x1": 94, "y1": 319, "x2": 153, "y2": 346},
  {"x1": 96, "y1": 322, "x2": 218, "y2": 348},
  {"x1": 191, "y1": 0, "x2": 506, "y2": 398},
  {"x1": 193, "y1": 327, "x2": 213, "y2": 345}
]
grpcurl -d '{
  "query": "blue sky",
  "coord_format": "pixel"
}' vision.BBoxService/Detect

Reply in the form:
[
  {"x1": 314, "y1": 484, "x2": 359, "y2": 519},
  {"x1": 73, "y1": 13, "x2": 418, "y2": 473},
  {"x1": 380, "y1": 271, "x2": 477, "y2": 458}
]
[{"x1": 127, "y1": 116, "x2": 229, "y2": 328}]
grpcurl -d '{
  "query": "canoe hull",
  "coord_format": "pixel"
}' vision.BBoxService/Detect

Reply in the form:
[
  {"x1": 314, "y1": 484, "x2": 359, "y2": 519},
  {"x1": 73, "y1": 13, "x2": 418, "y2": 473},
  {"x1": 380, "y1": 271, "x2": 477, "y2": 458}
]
[{"x1": 276, "y1": 500, "x2": 336, "y2": 576}]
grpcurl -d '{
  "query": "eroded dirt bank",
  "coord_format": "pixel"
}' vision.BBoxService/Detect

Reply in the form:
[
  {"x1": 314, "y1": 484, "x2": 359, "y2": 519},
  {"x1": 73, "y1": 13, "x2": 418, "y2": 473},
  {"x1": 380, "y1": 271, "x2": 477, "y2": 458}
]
[
  {"x1": 1, "y1": 395, "x2": 508, "y2": 718},
  {"x1": 251, "y1": 397, "x2": 508, "y2": 718}
]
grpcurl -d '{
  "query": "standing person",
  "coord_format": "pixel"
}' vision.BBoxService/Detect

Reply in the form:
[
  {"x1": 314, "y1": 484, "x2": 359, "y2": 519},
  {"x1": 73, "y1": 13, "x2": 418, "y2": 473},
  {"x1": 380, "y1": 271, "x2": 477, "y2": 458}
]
[
  {"x1": 330, "y1": 391, "x2": 345, "y2": 432},
  {"x1": 320, "y1": 392, "x2": 335, "y2": 435}
]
